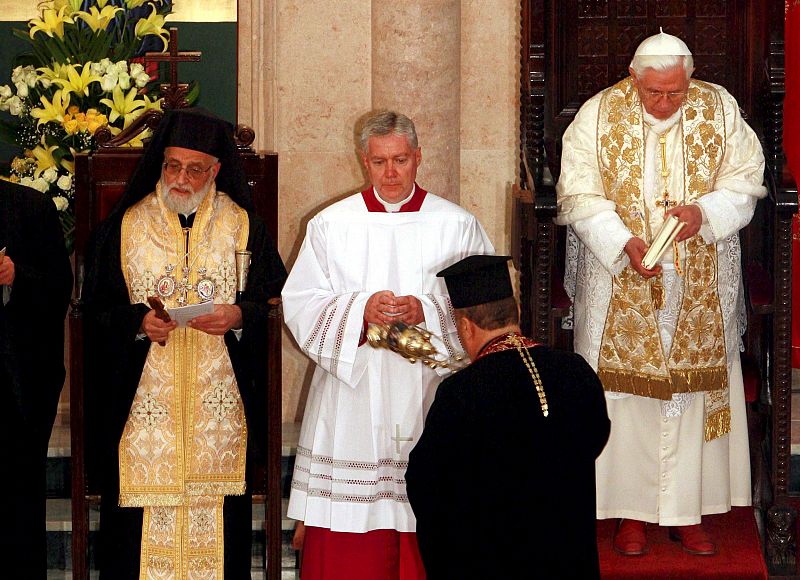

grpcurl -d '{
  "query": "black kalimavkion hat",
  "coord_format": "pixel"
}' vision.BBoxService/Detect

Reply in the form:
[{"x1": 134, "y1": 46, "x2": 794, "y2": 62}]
[{"x1": 436, "y1": 254, "x2": 513, "y2": 309}]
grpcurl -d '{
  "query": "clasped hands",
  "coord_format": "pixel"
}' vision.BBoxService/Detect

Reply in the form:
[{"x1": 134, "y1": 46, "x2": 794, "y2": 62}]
[
  {"x1": 624, "y1": 203, "x2": 702, "y2": 279},
  {"x1": 365, "y1": 290, "x2": 424, "y2": 326},
  {"x1": 141, "y1": 304, "x2": 242, "y2": 344}
]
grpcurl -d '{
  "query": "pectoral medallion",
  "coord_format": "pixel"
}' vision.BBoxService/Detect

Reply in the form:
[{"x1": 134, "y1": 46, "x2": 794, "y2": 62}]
[
  {"x1": 196, "y1": 267, "x2": 216, "y2": 301},
  {"x1": 156, "y1": 265, "x2": 177, "y2": 299}
]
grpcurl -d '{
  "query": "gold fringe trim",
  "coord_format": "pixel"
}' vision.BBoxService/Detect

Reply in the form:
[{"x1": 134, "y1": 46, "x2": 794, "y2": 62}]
[
  {"x1": 186, "y1": 481, "x2": 246, "y2": 496},
  {"x1": 598, "y1": 369, "x2": 674, "y2": 400},
  {"x1": 704, "y1": 405, "x2": 731, "y2": 442},
  {"x1": 671, "y1": 366, "x2": 728, "y2": 394},
  {"x1": 598, "y1": 366, "x2": 728, "y2": 400}
]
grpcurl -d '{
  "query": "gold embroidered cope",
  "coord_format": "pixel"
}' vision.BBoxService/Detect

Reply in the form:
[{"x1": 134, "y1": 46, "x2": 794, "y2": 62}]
[
  {"x1": 119, "y1": 184, "x2": 249, "y2": 578},
  {"x1": 595, "y1": 77, "x2": 731, "y2": 441}
]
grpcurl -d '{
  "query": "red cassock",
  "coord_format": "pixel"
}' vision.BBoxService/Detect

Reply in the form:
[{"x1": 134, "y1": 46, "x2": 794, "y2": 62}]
[{"x1": 786, "y1": 2, "x2": 800, "y2": 368}]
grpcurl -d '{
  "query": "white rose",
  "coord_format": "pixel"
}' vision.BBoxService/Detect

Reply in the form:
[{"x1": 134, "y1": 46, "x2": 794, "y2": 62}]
[
  {"x1": 114, "y1": 61, "x2": 128, "y2": 74},
  {"x1": 90, "y1": 61, "x2": 104, "y2": 76},
  {"x1": 7, "y1": 96, "x2": 23, "y2": 116},
  {"x1": 42, "y1": 167, "x2": 58, "y2": 183},
  {"x1": 32, "y1": 178, "x2": 50, "y2": 193},
  {"x1": 117, "y1": 72, "x2": 131, "y2": 90},
  {"x1": 134, "y1": 71, "x2": 150, "y2": 88},
  {"x1": 129, "y1": 62, "x2": 144, "y2": 77},
  {"x1": 0, "y1": 85, "x2": 11, "y2": 99},
  {"x1": 38, "y1": 77, "x2": 51, "y2": 89},
  {"x1": 14, "y1": 81, "x2": 28, "y2": 98},
  {"x1": 101, "y1": 73, "x2": 117, "y2": 92},
  {"x1": 53, "y1": 196, "x2": 69, "y2": 211},
  {"x1": 11, "y1": 65, "x2": 24, "y2": 84},
  {"x1": 57, "y1": 174, "x2": 72, "y2": 191},
  {"x1": 25, "y1": 71, "x2": 38, "y2": 87}
]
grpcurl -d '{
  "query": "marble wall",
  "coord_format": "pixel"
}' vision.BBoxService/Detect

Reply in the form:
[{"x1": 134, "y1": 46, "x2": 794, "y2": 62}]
[{"x1": 237, "y1": 0, "x2": 520, "y2": 422}]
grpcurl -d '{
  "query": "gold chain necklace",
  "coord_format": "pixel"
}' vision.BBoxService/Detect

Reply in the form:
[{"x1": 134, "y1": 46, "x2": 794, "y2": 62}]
[{"x1": 507, "y1": 334, "x2": 549, "y2": 417}]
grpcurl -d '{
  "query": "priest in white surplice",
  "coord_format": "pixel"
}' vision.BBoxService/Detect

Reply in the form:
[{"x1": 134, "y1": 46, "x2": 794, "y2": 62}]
[
  {"x1": 283, "y1": 110, "x2": 493, "y2": 579},
  {"x1": 555, "y1": 30, "x2": 765, "y2": 556}
]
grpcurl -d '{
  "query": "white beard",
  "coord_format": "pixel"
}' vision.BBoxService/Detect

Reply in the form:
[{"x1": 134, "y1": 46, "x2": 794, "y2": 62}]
[{"x1": 159, "y1": 174, "x2": 214, "y2": 215}]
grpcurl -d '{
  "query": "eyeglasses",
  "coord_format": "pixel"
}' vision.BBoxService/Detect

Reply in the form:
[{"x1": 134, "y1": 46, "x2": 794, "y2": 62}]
[
  {"x1": 162, "y1": 160, "x2": 214, "y2": 180},
  {"x1": 642, "y1": 89, "x2": 687, "y2": 101}
]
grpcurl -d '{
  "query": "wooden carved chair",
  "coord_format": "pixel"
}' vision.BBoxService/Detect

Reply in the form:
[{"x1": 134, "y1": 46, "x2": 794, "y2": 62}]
[
  {"x1": 69, "y1": 111, "x2": 283, "y2": 579},
  {"x1": 516, "y1": 0, "x2": 797, "y2": 573}
]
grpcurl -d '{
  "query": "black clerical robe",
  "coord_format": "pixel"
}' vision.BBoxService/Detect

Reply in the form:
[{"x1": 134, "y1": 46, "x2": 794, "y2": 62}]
[
  {"x1": 406, "y1": 344, "x2": 610, "y2": 579},
  {"x1": 84, "y1": 204, "x2": 286, "y2": 579},
  {"x1": 0, "y1": 180, "x2": 72, "y2": 576}
]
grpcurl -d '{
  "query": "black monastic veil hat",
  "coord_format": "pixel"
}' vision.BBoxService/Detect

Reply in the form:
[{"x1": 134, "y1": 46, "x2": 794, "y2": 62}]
[
  {"x1": 436, "y1": 255, "x2": 514, "y2": 309},
  {"x1": 105, "y1": 107, "x2": 254, "y2": 222}
]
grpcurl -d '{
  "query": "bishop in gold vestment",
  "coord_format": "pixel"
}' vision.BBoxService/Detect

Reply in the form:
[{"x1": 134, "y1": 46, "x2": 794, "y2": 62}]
[
  {"x1": 556, "y1": 30, "x2": 766, "y2": 555},
  {"x1": 84, "y1": 108, "x2": 286, "y2": 579}
]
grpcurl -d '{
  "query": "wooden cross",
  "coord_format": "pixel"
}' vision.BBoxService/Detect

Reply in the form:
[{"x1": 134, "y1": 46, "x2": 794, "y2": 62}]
[
  {"x1": 392, "y1": 424, "x2": 413, "y2": 454},
  {"x1": 145, "y1": 27, "x2": 201, "y2": 110}
]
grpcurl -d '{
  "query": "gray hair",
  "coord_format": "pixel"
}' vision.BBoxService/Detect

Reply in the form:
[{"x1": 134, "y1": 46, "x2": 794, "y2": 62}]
[
  {"x1": 358, "y1": 110, "x2": 418, "y2": 153},
  {"x1": 629, "y1": 54, "x2": 694, "y2": 79}
]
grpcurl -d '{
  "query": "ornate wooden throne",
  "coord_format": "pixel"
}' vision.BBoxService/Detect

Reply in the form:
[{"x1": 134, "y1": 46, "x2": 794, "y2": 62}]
[
  {"x1": 516, "y1": 0, "x2": 798, "y2": 574},
  {"x1": 68, "y1": 108, "x2": 283, "y2": 579}
]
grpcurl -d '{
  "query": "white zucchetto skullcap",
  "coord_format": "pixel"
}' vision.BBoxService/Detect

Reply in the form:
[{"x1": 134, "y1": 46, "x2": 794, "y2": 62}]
[{"x1": 634, "y1": 27, "x2": 692, "y2": 56}]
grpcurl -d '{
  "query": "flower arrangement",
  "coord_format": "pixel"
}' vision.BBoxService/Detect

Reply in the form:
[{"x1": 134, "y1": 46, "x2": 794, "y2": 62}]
[{"x1": 0, "y1": 0, "x2": 175, "y2": 250}]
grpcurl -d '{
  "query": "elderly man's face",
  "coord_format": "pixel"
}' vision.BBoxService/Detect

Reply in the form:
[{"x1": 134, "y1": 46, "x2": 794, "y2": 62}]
[
  {"x1": 630, "y1": 65, "x2": 689, "y2": 121},
  {"x1": 160, "y1": 146, "x2": 220, "y2": 214},
  {"x1": 361, "y1": 133, "x2": 422, "y2": 204}
]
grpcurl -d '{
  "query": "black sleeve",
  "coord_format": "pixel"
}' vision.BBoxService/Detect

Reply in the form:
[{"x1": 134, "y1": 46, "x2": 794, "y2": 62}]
[
  {"x1": 82, "y1": 221, "x2": 151, "y2": 472},
  {"x1": 9, "y1": 192, "x2": 72, "y2": 320},
  {"x1": 225, "y1": 212, "x2": 287, "y2": 459}
]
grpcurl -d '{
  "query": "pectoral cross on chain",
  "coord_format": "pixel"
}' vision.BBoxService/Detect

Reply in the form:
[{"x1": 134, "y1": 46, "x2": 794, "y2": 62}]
[
  {"x1": 392, "y1": 424, "x2": 413, "y2": 454},
  {"x1": 177, "y1": 227, "x2": 193, "y2": 306},
  {"x1": 654, "y1": 135, "x2": 677, "y2": 216}
]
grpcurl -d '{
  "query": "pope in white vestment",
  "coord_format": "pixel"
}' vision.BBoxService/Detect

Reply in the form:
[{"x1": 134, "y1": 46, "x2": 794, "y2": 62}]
[
  {"x1": 282, "y1": 111, "x2": 493, "y2": 578},
  {"x1": 555, "y1": 31, "x2": 766, "y2": 554}
]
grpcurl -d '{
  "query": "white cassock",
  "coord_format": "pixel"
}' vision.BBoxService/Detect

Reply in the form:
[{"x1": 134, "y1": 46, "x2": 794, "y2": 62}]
[
  {"x1": 283, "y1": 186, "x2": 494, "y2": 533},
  {"x1": 556, "y1": 83, "x2": 766, "y2": 525}
]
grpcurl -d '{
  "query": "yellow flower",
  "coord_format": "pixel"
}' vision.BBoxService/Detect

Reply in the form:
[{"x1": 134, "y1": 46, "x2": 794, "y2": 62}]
[
  {"x1": 37, "y1": 62, "x2": 71, "y2": 84},
  {"x1": 99, "y1": 85, "x2": 145, "y2": 125},
  {"x1": 73, "y1": 4, "x2": 123, "y2": 33},
  {"x1": 134, "y1": 4, "x2": 169, "y2": 47},
  {"x1": 28, "y1": 7, "x2": 74, "y2": 39},
  {"x1": 30, "y1": 90, "x2": 71, "y2": 126},
  {"x1": 63, "y1": 118, "x2": 79, "y2": 135},
  {"x1": 53, "y1": 0, "x2": 83, "y2": 15},
  {"x1": 27, "y1": 143, "x2": 59, "y2": 178},
  {"x1": 53, "y1": 64, "x2": 101, "y2": 98}
]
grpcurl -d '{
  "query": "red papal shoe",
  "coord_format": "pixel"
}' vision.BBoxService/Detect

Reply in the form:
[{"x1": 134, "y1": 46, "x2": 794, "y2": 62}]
[
  {"x1": 669, "y1": 524, "x2": 717, "y2": 556},
  {"x1": 613, "y1": 519, "x2": 648, "y2": 556}
]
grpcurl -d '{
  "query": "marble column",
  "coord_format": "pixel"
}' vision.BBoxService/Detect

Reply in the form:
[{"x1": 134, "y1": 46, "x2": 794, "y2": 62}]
[
  {"x1": 371, "y1": 1, "x2": 461, "y2": 202},
  {"x1": 237, "y1": 0, "x2": 276, "y2": 151}
]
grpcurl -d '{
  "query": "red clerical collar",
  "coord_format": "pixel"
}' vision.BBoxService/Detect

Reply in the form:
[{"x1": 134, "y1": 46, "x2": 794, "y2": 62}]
[
  {"x1": 475, "y1": 332, "x2": 540, "y2": 361},
  {"x1": 361, "y1": 184, "x2": 427, "y2": 212}
]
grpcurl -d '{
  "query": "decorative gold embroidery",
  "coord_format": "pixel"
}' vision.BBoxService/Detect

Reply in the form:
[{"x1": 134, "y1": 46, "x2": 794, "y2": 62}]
[
  {"x1": 595, "y1": 77, "x2": 730, "y2": 439},
  {"x1": 120, "y1": 186, "x2": 249, "y2": 576},
  {"x1": 140, "y1": 497, "x2": 225, "y2": 579}
]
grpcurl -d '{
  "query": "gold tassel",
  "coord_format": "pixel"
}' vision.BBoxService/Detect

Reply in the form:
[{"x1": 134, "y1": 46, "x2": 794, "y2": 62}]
[{"x1": 704, "y1": 406, "x2": 731, "y2": 442}]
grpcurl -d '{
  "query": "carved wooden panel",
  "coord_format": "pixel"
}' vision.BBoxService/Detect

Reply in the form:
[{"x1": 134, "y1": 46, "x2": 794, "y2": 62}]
[{"x1": 540, "y1": 0, "x2": 760, "y2": 182}]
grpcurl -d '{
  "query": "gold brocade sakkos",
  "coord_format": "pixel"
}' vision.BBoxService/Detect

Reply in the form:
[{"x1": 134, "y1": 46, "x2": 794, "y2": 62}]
[
  {"x1": 596, "y1": 77, "x2": 730, "y2": 441},
  {"x1": 119, "y1": 183, "x2": 249, "y2": 579}
]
